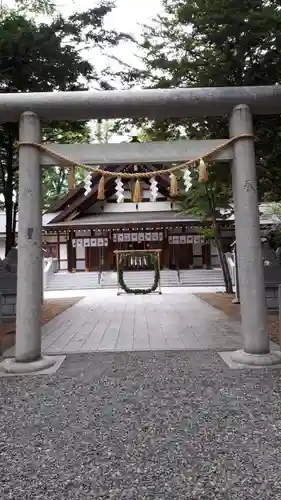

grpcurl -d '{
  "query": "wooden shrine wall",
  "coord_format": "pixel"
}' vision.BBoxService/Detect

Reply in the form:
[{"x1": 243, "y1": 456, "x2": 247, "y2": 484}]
[{"x1": 65, "y1": 226, "x2": 228, "y2": 271}]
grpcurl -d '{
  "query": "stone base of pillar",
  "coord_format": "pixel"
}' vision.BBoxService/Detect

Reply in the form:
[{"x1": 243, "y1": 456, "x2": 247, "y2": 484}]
[
  {"x1": 231, "y1": 349, "x2": 281, "y2": 366},
  {"x1": 232, "y1": 298, "x2": 240, "y2": 304},
  {"x1": 219, "y1": 349, "x2": 281, "y2": 369},
  {"x1": 2, "y1": 356, "x2": 56, "y2": 374}
]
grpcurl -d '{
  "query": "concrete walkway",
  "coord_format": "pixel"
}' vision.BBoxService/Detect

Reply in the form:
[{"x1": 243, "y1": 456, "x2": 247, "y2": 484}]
[{"x1": 42, "y1": 288, "x2": 243, "y2": 354}]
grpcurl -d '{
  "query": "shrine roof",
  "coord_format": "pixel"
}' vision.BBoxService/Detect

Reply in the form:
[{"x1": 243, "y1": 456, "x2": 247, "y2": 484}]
[{"x1": 44, "y1": 210, "x2": 203, "y2": 229}]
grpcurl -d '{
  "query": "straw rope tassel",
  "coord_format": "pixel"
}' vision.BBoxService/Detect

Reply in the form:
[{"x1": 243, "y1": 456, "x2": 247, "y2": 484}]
[
  {"x1": 97, "y1": 175, "x2": 105, "y2": 200},
  {"x1": 198, "y1": 158, "x2": 208, "y2": 181},
  {"x1": 169, "y1": 173, "x2": 178, "y2": 197},
  {"x1": 133, "y1": 178, "x2": 142, "y2": 203},
  {"x1": 68, "y1": 165, "x2": 76, "y2": 190}
]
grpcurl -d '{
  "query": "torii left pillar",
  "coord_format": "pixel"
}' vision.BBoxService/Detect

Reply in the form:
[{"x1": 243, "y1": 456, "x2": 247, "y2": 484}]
[{"x1": 4, "y1": 112, "x2": 55, "y2": 373}]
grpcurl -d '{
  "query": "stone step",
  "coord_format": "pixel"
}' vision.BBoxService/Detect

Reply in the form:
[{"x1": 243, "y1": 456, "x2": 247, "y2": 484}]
[{"x1": 46, "y1": 269, "x2": 224, "y2": 291}]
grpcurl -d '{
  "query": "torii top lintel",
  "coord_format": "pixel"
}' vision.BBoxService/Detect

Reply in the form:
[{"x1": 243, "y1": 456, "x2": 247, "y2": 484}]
[{"x1": 1, "y1": 85, "x2": 281, "y2": 122}]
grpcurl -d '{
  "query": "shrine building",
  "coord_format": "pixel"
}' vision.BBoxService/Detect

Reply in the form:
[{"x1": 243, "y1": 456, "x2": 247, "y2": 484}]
[{"x1": 42, "y1": 165, "x2": 234, "y2": 272}]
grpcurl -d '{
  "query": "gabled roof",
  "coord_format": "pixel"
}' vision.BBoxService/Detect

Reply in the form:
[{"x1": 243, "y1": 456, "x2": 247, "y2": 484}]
[
  {"x1": 46, "y1": 163, "x2": 172, "y2": 225},
  {"x1": 46, "y1": 211, "x2": 202, "y2": 229},
  {"x1": 46, "y1": 136, "x2": 144, "y2": 215}
]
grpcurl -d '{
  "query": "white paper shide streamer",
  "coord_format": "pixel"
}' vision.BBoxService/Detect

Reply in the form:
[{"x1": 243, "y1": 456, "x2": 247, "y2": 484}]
[
  {"x1": 183, "y1": 169, "x2": 192, "y2": 193},
  {"x1": 149, "y1": 176, "x2": 158, "y2": 202},
  {"x1": 84, "y1": 173, "x2": 92, "y2": 196},
  {"x1": 115, "y1": 177, "x2": 124, "y2": 203}
]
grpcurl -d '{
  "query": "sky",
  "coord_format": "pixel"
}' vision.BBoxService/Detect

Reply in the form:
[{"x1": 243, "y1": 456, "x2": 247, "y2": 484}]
[
  {"x1": 7, "y1": 0, "x2": 163, "y2": 75},
  {"x1": 6, "y1": 0, "x2": 163, "y2": 140},
  {"x1": 59, "y1": 0, "x2": 162, "y2": 80},
  {"x1": 40, "y1": 0, "x2": 162, "y2": 80},
  {"x1": 55, "y1": 0, "x2": 163, "y2": 140}
]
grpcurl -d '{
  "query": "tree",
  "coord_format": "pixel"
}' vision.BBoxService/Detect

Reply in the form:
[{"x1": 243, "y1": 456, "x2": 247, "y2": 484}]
[
  {"x1": 178, "y1": 162, "x2": 234, "y2": 293},
  {"x1": 42, "y1": 122, "x2": 92, "y2": 208},
  {"x1": 131, "y1": 0, "x2": 281, "y2": 197},
  {"x1": 13, "y1": 0, "x2": 56, "y2": 15},
  {"x1": 262, "y1": 202, "x2": 281, "y2": 252},
  {"x1": 0, "y1": 1, "x2": 129, "y2": 254}
]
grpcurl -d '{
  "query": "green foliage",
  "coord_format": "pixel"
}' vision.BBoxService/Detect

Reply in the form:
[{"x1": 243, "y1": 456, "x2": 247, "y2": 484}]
[
  {"x1": 129, "y1": 0, "x2": 281, "y2": 200},
  {"x1": 178, "y1": 163, "x2": 233, "y2": 218},
  {"x1": 42, "y1": 122, "x2": 91, "y2": 207},
  {"x1": 198, "y1": 226, "x2": 215, "y2": 242},
  {"x1": 13, "y1": 0, "x2": 56, "y2": 15}
]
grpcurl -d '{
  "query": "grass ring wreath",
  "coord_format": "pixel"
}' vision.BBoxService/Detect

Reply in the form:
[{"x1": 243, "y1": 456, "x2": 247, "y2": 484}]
[{"x1": 118, "y1": 252, "x2": 160, "y2": 295}]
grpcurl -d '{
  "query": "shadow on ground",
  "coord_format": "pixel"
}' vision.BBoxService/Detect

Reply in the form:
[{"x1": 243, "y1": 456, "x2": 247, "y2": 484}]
[{"x1": 1, "y1": 351, "x2": 281, "y2": 499}]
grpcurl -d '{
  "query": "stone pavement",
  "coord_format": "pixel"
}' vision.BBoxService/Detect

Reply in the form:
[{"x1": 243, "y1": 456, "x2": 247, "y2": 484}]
[{"x1": 41, "y1": 288, "x2": 243, "y2": 354}]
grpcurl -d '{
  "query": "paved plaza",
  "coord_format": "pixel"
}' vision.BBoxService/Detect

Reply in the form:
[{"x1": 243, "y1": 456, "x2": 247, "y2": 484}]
[{"x1": 41, "y1": 288, "x2": 243, "y2": 354}]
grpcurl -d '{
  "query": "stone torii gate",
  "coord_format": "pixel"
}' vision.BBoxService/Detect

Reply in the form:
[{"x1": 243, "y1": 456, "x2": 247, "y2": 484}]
[{"x1": 1, "y1": 85, "x2": 281, "y2": 372}]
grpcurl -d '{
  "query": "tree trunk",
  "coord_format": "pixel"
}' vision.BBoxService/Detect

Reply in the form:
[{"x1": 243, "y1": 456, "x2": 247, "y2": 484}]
[
  {"x1": 214, "y1": 230, "x2": 233, "y2": 294},
  {"x1": 12, "y1": 191, "x2": 18, "y2": 245},
  {"x1": 206, "y1": 186, "x2": 233, "y2": 294}
]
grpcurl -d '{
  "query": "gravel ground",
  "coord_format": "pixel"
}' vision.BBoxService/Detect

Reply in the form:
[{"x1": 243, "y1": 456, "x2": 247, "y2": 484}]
[{"x1": 1, "y1": 351, "x2": 281, "y2": 499}]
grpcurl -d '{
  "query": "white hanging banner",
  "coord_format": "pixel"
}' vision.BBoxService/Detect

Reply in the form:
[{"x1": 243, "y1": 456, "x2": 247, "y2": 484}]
[
  {"x1": 124, "y1": 233, "x2": 130, "y2": 242},
  {"x1": 72, "y1": 239, "x2": 77, "y2": 248},
  {"x1": 113, "y1": 233, "x2": 117, "y2": 242},
  {"x1": 97, "y1": 238, "x2": 104, "y2": 247},
  {"x1": 145, "y1": 233, "x2": 151, "y2": 241},
  {"x1": 90, "y1": 238, "x2": 97, "y2": 247},
  {"x1": 117, "y1": 233, "x2": 124, "y2": 243},
  {"x1": 104, "y1": 238, "x2": 108, "y2": 247},
  {"x1": 168, "y1": 236, "x2": 173, "y2": 244},
  {"x1": 173, "y1": 235, "x2": 180, "y2": 244},
  {"x1": 138, "y1": 233, "x2": 144, "y2": 242},
  {"x1": 131, "y1": 233, "x2": 138, "y2": 242},
  {"x1": 180, "y1": 235, "x2": 186, "y2": 244},
  {"x1": 186, "y1": 235, "x2": 194, "y2": 243},
  {"x1": 76, "y1": 239, "x2": 83, "y2": 247},
  {"x1": 83, "y1": 238, "x2": 90, "y2": 247},
  {"x1": 193, "y1": 235, "x2": 201, "y2": 244},
  {"x1": 159, "y1": 232, "x2": 163, "y2": 242},
  {"x1": 115, "y1": 178, "x2": 124, "y2": 203}
]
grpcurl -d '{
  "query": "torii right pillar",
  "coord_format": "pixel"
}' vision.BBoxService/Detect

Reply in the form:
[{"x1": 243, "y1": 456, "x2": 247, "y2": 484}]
[{"x1": 229, "y1": 104, "x2": 281, "y2": 366}]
